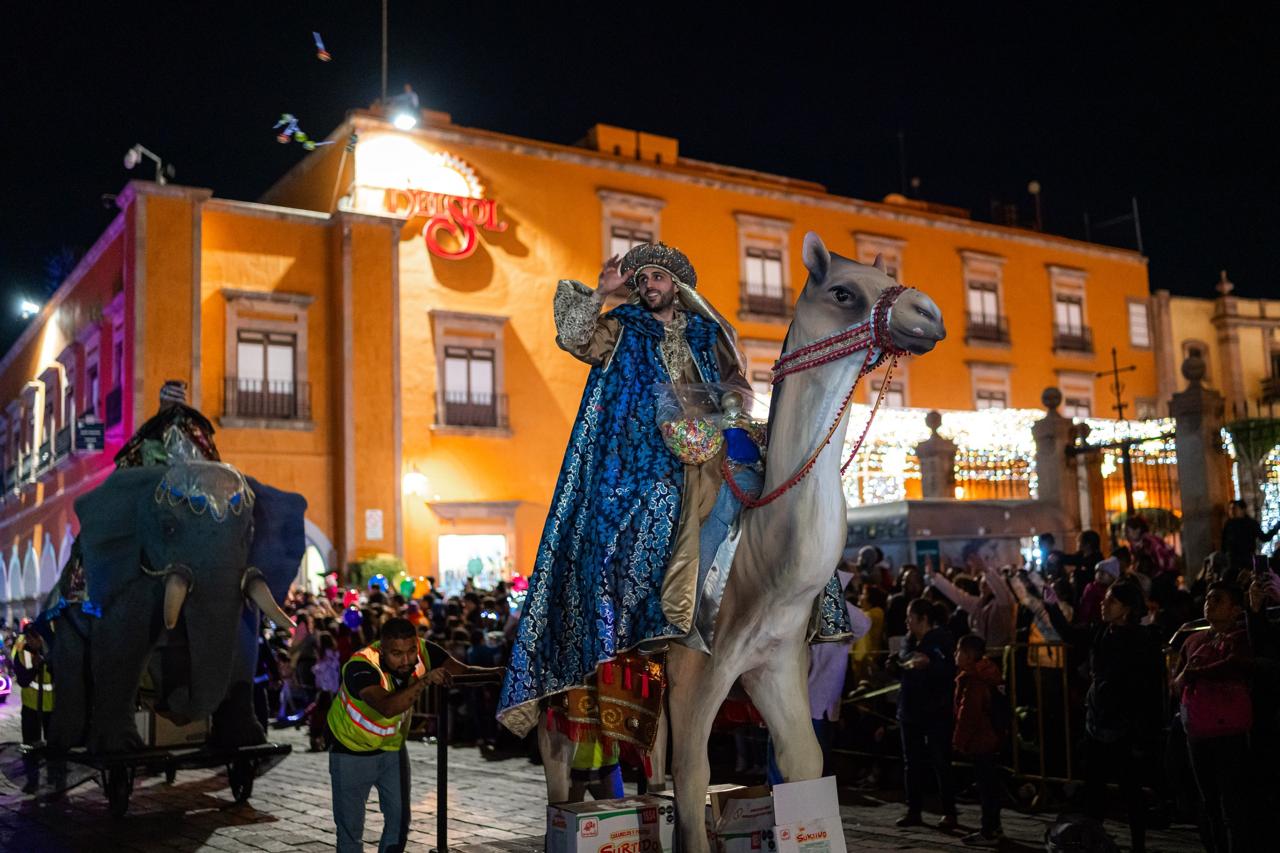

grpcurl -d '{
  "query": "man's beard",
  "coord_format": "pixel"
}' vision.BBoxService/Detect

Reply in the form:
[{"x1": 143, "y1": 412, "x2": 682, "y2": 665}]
[{"x1": 642, "y1": 288, "x2": 676, "y2": 313}]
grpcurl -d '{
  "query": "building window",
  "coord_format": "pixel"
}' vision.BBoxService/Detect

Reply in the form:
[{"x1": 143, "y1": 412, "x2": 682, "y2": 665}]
[
  {"x1": 1128, "y1": 300, "x2": 1151, "y2": 348},
  {"x1": 1135, "y1": 397, "x2": 1159, "y2": 419},
  {"x1": 975, "y1": 389, "x2": 1008, "y2": 410},
  {"x1": 1062, "y1": 397, "x2": 1091, "y2": 419},
  {"x1": 609, "y1": 225, "x2": 653, "y2": 258},
  {"x1": 223, "y1": 289, "x2": 314, "y2": 426},
  {"x1": 231, "y1": 330, "x2": 300, "y2": 419},
  {"x1": 736, "y1": 213, "x2": 793, "y2": 322},
  {"x1": 965, "y1": 281, "x2": 1008, "y2": 343},
  {"x1": 960, "y1": 251, "x2": 1008, "y2": 344},
  {"x1": 871, "y1": 378, "x2": 906, "y2": 408},
  {"x1": 740, "y1": 337, "x2": 783, "y2": 417},
  {"x1": 854, "y1": 232, "x2": 906, "y2": 281},
  {"x1": 598, "y1": 189, "x2": 664, "y2": 263},
  {"x1": 103, "y1": 291, "x2": 126, "y2": 430},
  {"x1": 1049, "y1": 266, "x2": 1092, "y2": 354},
  {"x1": 969, "y1": 362, "x2": 1012, "y2": 411},
  {"x1": 431, "y1": 310, "x2": 509, "y2": 433},
  {"x1": 86, "y1": 365, "x2": 100, "y2": 417},
  {"x1": 744, "y1": 247, "x2": 785, "y2": 308},
  {"x1": 1057, "y1": 372, "x2": 1095, "y2": 421},
  {"x1": 443, "y1": 346, "x2": 498, "y2": 428}
]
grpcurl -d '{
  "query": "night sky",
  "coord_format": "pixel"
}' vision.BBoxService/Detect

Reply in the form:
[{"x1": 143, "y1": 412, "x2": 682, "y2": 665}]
[{"x1": 2, "y1": 3, "x2": 1274, "y2": 351}]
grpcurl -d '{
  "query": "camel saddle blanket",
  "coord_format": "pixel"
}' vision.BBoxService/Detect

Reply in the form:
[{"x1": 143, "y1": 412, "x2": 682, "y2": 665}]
[{"x1": 547, "y1": 651, "x2": 666, "y2": 751}]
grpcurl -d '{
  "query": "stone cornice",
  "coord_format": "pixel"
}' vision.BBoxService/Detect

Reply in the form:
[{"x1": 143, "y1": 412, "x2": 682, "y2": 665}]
[{"x1": 347, "y1": 114, "x2": 1145, "y2": 265}]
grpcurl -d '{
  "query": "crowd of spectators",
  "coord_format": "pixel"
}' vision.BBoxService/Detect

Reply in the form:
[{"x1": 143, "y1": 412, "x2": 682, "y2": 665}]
[{"x1": 821, "y1": 503, "x2": 1280, "y2": 851}]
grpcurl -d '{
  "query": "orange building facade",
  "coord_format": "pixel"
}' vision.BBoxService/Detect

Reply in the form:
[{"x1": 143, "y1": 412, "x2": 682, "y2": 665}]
[{"x1": 0, "y1": 108, "x2": 1156, "y2": 605}]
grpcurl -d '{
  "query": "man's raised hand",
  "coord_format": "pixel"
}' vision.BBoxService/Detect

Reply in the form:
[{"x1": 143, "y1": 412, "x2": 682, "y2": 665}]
[{"x1": 597, "y1": 254, "x2": 629, "y2": 296}]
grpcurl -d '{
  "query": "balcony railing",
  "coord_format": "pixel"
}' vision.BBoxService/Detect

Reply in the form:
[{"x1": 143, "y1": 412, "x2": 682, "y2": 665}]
[
  {"x1": 1263, "y1": 376, "x2": 1280, "y2": 404},
  {"x1": 437, "y1": 392, "x2": 508, "y2": 429},
  {"x1": 105, "y1": 386, "x2": 123, "y2": 427},
  {"x1": 739, "y1": 284, "x2": 793, "y2": 318},
  {"x1": 224, "y1": 378, "x2": 312, "y2": 421},
  {"x1": 1053, "y1": 325, "x2": 1094, "y2": 353},
  {"x1": 965, "y1": 312, "x2": 1011, "y2": 344}
]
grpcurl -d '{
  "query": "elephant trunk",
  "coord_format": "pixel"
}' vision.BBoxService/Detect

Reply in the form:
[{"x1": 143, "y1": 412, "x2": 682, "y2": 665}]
[
  {"x1": 243, "y1": 568, "x2": 294, "y2": 628},
  {"x1": 163, "y1": 566, "x2": 194, "y2": 630}
]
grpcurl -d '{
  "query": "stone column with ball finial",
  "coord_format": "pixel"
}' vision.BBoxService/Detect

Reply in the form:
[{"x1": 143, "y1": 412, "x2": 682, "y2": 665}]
[
  {"x1": 916, "y1": 410, "x2": 958, "y2": 499},
  {"x1": 1032, "y1": 387, "x2": 1082, "y2": 543},
  {"x1": 1172, "y1": 350, "x2": 1232, "y2": 574}
]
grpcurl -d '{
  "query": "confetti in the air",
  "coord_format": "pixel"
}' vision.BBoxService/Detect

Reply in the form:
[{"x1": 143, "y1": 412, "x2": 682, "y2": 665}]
[{"x1": 313, "y1": 32, "x2": 331, "y2": 62}]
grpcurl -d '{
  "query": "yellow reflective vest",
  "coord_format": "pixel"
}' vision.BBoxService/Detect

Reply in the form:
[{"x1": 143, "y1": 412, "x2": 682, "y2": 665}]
[
  {"x1": 327, "y1": 640, "x2": 431, "y2": 752},
  {"x1": 12, "y1": 635, "x2": 54, "y2": 712}
]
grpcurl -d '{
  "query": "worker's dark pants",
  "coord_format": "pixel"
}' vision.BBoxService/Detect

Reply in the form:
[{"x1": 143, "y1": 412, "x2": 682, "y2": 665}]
[{"x1": 330, "y1": 746, "x2": 410, "y2": 853}]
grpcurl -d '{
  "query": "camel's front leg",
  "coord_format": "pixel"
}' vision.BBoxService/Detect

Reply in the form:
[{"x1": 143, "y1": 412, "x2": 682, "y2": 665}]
[
  {"x1": 538, "y1": 710, "x2": 574, "y2": 804},
  {"x1": 741, "y1": 643, "x2": 823, "y2": 782},
  {"x1": 667, "y1": 645, "x2": 733, "y2": 853}
]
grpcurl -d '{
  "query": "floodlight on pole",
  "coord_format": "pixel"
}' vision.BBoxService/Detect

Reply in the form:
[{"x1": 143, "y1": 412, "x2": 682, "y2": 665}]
[
  {"x1": 1027, "y1": 180, "x2": 1043, "y2": 231},
  {"x1": 392, "y1": 111, "x2": 418, "y2": 130},
  {"x1": 19, "y1": 299, "x2": 41, "y2": 320},
  {"x1": 123, "y1": 144, "x2": 174, "y2": 185}
]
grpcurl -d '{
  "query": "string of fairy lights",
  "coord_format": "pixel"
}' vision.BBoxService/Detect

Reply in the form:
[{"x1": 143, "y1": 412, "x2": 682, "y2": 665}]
[
  {"x1": 840, "y1": 407, "x2": 1181, "y2": 510},
  {"x1": 1221, "y1": 428, "x2": 1280, "y2": 557}
]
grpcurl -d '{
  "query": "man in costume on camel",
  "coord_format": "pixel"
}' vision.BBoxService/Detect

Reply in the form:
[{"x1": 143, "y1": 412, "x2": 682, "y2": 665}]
[{"x1": 498, "y1": 242, "x2": 851, "y2": 793}]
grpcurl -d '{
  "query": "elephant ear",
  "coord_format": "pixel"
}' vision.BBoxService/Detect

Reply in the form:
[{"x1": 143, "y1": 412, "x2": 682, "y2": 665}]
[
  {"x1": 74, "y1": 467, "x2": 167, "y2": 608},
  {"x1": 246, "y1": 478, "x2": 308, "y2": 603}
]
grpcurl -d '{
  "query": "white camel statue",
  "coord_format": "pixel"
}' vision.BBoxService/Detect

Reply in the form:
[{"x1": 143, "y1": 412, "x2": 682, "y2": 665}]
[{"x1": 538, "y1": 231, "x2": 945, "y2": 850}]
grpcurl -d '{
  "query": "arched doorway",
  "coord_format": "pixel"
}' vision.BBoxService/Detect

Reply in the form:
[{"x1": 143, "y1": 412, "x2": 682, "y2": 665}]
[{"x1": 297, "y1": 519, "x2": 334, "y2": 594}]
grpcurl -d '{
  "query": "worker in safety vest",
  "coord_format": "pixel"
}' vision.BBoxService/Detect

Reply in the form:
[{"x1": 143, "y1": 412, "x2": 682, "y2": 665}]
[
  {"x1": 12, "y1": 624, "x2": 54, "y2": 741},
  {"x1": 12, "y1": 623, "x2": 55, "y2": 793},
  {"x1": 327, "y1": 616, "x2": 498, "y2": 853}
]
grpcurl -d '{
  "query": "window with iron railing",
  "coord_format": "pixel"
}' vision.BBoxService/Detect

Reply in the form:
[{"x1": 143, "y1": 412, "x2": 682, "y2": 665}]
[
  {"x1": 229, "y1": 330, "x2": 306, "y2": 420},
  {"x1": 742, "y1": 247, "x2": 790, "y2": 316},
  {"x1": 1053, "y1": 296, "x2": 1093, "y2": 352},
  {"x1": 965, "y1": 282, "x2": 1008, "y2": 343},
  {"x1": 439, "y1": 346, "x2": 506, "y2": 429}
]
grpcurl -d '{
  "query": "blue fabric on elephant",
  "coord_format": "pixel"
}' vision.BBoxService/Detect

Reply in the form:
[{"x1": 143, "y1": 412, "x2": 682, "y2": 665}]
[
  {"x1": 498, "y1": 304, "x2": 722, "y2": 727},
  {"x1": 246, "y1": 478, "x2": 309, "y2": 602}
]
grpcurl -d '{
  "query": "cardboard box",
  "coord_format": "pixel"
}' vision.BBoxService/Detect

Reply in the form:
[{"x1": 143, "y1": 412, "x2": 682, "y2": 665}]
[
  {"x1": 771, "y1": 778, "x2": 845, "y2": 853},
  {"x1": 547, "y1": 796, "x2": 676, "y2": 853},
  {"x1": 134, "y1": 710, "x2": 209, "y2": 748},
  {"x1": 714, "y1": 788, "x2": 776, "y2": 853},
  {"x1": 653, "y1": 783, "x2": 743, "y2": 844}
]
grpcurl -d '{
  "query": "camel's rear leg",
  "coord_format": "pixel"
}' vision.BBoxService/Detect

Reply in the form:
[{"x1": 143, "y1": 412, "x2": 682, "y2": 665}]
[
  {"x1": 667, "y1": 645, "x2": 734, "y2": 853},
  {"x1": 740, "y1": 644, "x2": 823, "y2": 782},
  {"x1": 645, "y1": 707, "x2": 669, "y2": 792}
]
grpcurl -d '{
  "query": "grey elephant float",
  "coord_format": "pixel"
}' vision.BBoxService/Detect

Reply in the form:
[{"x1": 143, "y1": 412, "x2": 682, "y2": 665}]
[{"x1": 43, "y1": 460, "x2": 306, "y2": 754}]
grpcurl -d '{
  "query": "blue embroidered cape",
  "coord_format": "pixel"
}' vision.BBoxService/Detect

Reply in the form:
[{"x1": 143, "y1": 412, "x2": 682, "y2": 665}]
[{"x1": 498, "y1": 306, "x2": 723, "y2": 728}]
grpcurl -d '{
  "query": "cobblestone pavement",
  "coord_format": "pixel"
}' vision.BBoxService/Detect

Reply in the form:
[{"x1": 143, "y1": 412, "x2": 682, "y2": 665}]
[{"x1": 0, "y1": 698, "x2": 1201, "y2": 852}]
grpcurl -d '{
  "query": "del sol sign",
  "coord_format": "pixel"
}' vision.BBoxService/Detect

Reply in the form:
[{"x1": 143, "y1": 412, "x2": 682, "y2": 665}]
[
  {"x1": 375, "y1": 151, "x2": 507, "y2": 260},
  {"x1": 383, "y1": 189, "x2": 507, "y2": 260}
]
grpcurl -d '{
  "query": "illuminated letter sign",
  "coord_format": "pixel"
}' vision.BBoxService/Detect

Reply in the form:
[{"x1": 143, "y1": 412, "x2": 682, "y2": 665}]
[{"x1": 383, "y1": 189, "x2": 507, "y2": 260}]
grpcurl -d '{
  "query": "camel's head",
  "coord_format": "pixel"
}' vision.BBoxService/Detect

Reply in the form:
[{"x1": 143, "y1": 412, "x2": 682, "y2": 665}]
[{"x1": 791, "y1": 231, "x2": 945, "y2": 357}]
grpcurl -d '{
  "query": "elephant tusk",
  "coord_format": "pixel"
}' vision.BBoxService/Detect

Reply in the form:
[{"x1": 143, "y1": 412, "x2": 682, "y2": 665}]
[
  {"x1": 244, "y1": 574, "x2": 295, "y2": 628},
  {"x1": 164, "y1": 572, "x2": 192, "y2": 630}
]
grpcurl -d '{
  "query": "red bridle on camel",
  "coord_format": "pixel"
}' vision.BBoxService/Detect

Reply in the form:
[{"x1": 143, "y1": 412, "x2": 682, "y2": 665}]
[{"x1": 724, "y1": 285, "x2": 915, "y2": 509}]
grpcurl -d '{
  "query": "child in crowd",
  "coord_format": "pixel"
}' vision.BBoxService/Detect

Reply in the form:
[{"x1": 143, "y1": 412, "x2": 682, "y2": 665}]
[{"x1": 953, "y1": 634, "x2": 1004, "y2": 847}]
